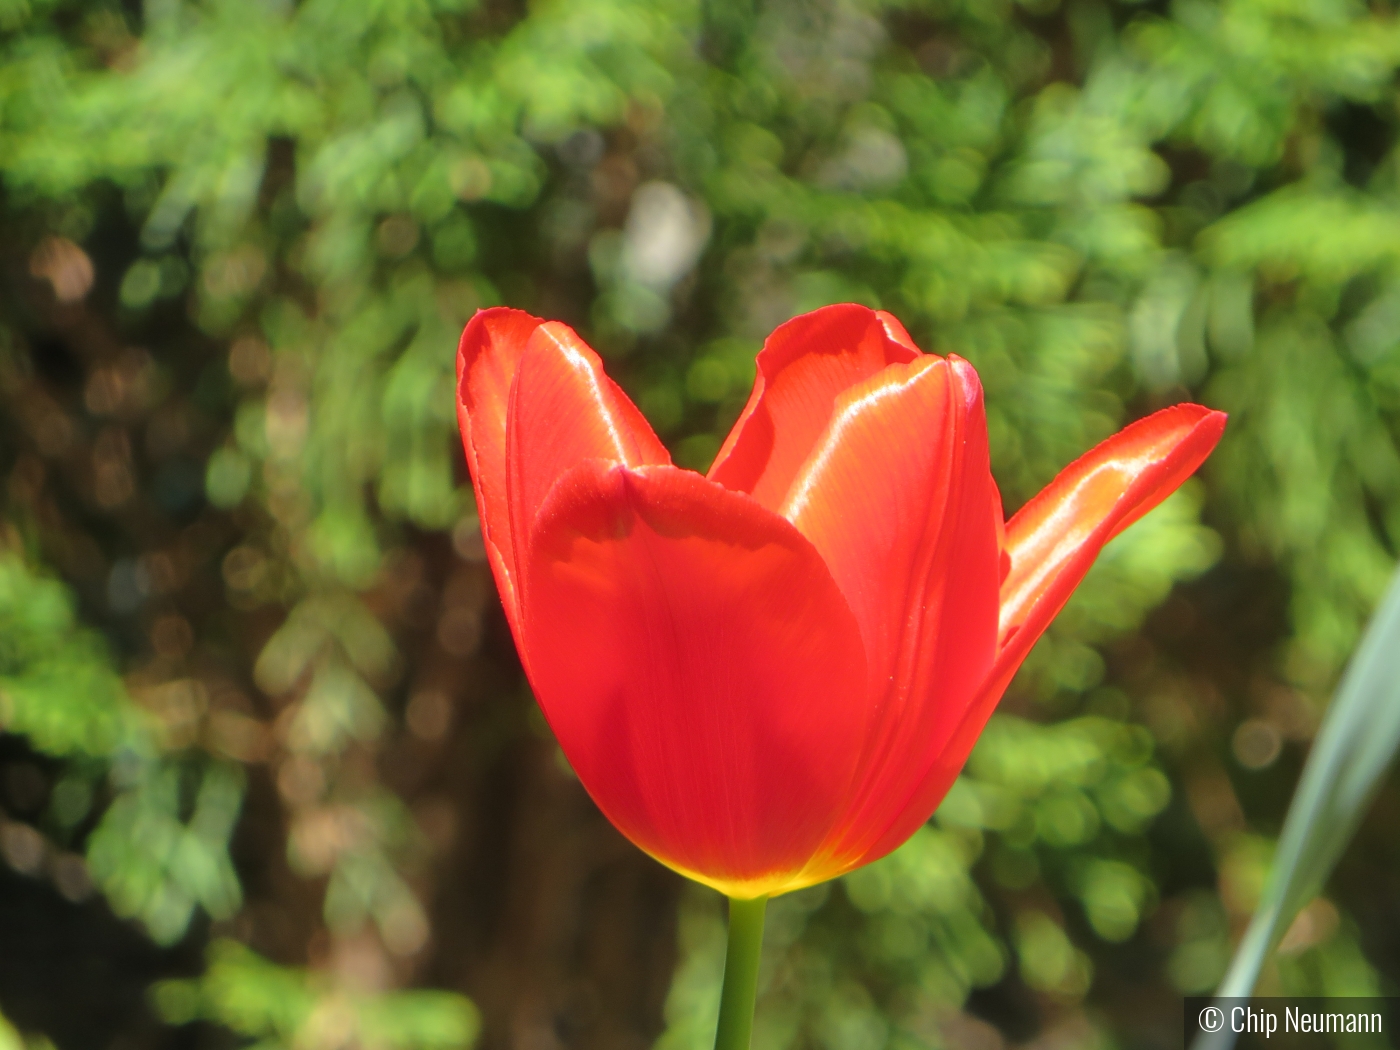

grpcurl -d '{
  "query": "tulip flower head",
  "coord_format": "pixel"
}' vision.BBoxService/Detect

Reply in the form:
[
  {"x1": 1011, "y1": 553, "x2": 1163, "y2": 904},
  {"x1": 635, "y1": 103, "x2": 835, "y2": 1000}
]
[{"x1": 455, "y1": 304, "x2": 1225, "y2": 901}]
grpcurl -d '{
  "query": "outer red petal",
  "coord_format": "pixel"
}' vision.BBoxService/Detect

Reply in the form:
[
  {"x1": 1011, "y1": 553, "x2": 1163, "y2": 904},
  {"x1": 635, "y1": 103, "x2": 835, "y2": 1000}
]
[
  {"x1": 778, "y1": 357, "x2": 1001, "y2": 875},
  {"x1": 456, "y1": 307, "x2": 545, "y2": 637},
  {"x1": 707, "y1": 304, "x2": 922, "y2": 511},
  {"x1": 998, "y1": 404, "x2": 1228, "y2": 646},
  {"x1": 521, "y1": 461, "x2": 869, "y2": 898},
  {"x1": 848, "y1": 403, "x2": 1227, "y2": 866},
  {"x1": 505, "y1": 321, "x2": 669, "y2": 599}
]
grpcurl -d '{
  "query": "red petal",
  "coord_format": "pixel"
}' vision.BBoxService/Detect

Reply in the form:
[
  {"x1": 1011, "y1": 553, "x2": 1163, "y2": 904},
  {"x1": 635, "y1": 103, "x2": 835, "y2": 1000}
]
[
  {"x1": 999, "y1": 404, "x2": 1227, "y2": 647},
  {"x1": 779, "y1": 357, "x2": 1001, "y2": 872},
  {"x1": 874, "y1": 309, "x2": 920, "y2": 353},
  {"x1": 521, "y1": 462, "x2": 869, "y2": 897},
  {"x1": 506, "y1": 322, "x2": 669, "y2": 587},
  {"x1": 848, "y1": 403, "x2": 1226, "y2": 865},
  {"x1": 457, "y1": 307, "x2": 545, "y2": 636},
  {"x1": 707, "y1": 304, "x2": 922, "y2": 511}
]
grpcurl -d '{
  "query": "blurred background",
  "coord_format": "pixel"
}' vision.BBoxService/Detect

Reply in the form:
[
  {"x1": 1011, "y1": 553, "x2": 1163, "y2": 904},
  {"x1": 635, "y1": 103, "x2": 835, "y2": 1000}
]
[{"x1": 1, "y1": 0, "x2": 1398, "y2": 1047}]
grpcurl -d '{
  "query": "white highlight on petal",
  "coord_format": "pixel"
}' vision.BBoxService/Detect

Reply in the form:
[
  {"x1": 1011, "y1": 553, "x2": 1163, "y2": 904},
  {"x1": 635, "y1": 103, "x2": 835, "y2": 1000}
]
[
  {"x1": 779, "y1": 368, "x2": 926, "y2": 525},
  {"x1": 536, "y1": 324, "x2": 635, "y2": 465}
]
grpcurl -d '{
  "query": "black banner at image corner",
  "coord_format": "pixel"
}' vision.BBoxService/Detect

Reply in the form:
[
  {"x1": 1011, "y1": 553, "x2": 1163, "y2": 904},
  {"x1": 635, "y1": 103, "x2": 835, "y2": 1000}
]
[{"x1": 1184, "y1": 998, "x2": 1399, "y2": 1049}]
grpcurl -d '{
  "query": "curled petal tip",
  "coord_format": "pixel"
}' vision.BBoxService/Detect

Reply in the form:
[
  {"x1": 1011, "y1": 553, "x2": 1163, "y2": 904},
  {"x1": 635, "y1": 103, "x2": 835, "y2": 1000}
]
[{"x1": 998, "y1": 401, "x2": 1226, "y2": 640}]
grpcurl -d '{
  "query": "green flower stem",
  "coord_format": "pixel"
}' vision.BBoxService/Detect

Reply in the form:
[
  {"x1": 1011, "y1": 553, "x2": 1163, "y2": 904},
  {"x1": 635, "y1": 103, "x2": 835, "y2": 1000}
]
[{"x1": 714, "y1": 895, "x2": 768, "y2": 1050}]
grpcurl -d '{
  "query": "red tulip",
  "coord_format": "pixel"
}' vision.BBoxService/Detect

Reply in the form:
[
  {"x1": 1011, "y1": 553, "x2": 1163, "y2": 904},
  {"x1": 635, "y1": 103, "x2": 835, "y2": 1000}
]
[{"x1": 456, "y1": 303, "x2": 1225, "y2": 900}]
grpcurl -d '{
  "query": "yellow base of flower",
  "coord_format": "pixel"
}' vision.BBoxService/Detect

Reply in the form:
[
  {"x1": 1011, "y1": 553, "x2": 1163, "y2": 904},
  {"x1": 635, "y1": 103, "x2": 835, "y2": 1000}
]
[{"x1": 650, "y1": 849, "x2": 857, "y2": 900}]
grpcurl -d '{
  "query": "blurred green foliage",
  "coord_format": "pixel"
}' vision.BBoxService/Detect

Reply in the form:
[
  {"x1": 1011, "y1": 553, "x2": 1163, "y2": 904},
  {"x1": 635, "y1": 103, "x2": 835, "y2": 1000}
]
[
  {"x1": 2, "y1": 0, "x2": 1400, "y2": 1047},
  {"x1": 152, "y1": 939, "x2": 479, "y2": 1050}
]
